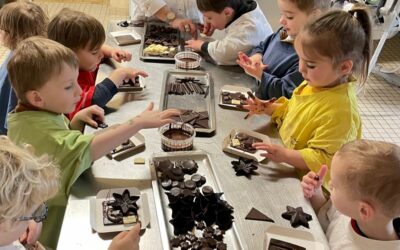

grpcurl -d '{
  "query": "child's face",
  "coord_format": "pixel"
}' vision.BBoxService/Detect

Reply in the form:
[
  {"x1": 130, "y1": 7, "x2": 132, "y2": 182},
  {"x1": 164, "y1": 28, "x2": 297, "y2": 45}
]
[
  {"x1": 75, "y1": 44, "x2": 104, "y2": 72},
  {"x1": 35, "y1": 62, "x2": 81, "y2": 114},
  {"x1": 329, "y1": 155, "x2": 359, "y2": 219},
  {"x1": 202, "y1": 8, "x2": 231, "y2": 30},
  {"x1": 295, "y1": 41, "x2": 346, "y2": 88},
  {"x1": 277, "y1": 0, "x2": 309, "y2": 37}
]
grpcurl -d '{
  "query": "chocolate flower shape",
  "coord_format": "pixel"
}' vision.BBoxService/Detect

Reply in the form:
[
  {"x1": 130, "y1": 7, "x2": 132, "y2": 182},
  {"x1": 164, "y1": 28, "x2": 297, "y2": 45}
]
[
  {"x1": 231, "y1": 157, "x2": 259, "y2": 178},
  {"x1": 110, "y1": 189, "x2": 139, "y2": 215},
  {"x1": 281, "y1": 206, "x2": 312, "y2": 228}
]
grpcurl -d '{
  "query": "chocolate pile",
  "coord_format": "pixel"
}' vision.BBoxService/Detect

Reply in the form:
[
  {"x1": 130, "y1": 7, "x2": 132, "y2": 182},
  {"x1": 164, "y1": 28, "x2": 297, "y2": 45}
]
[
  {"x1": 221, "y1": 91, "x2": 247, "y2": 105},
  {"x1": 167, "y1": 77, "x2": 207, "y2": 96},
  {"x1": 144, "y1": 24, "x2": 179, "y2": 57},
  {"x1": 172, "y1": 110, "x2": 209, "y2": 129},
  {"x1": 230, "y1": 132, "x2": 262, "y2": 154},
  {"x1": 231, "y1": 157, "x2": 259, "y2": 178},
  {"x1": 281, "y1": 206, "x2": 312, "y2": 228},
  {"x1": 118, "y1": 76, "x2": 141, "y2": 91},
  {"x1": 155, "y1": 159, "x2": 234, "y2": 248},
  {"x1": 102, "y1": 189, "x2": 139, "y2": 225}
]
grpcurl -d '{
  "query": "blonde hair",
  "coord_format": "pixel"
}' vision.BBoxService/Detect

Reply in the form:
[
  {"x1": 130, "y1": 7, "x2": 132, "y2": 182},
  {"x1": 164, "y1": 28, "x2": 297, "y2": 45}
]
[
  {"x1": 336, "y1": 139, "x2": 400, "y2": 217},
  {"x1": 0, "y1": 136, "x2": 60, "y2": 229},
  {"x1": 7, "y1": 36, "x2": 78, "y2": 104},
  {"x1": 0, "y1": 1, "x2": 48, "y2": 50},
  {"x1": 295, "y1": 6, "x2": 371, "y2": 87},
  {"x1": 47, "y1": 8, "x2": 105, "y2": 51},
  {"x1": 289, "y1": 0, "x2": 331, "y2": 13}
]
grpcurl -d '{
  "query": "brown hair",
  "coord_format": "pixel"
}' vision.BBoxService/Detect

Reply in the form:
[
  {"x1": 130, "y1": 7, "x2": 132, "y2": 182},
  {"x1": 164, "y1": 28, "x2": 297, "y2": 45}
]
[
  {"x1": 7, "y1": 37, "x2": 78, "y2": 104},
  {"x1": 0, "y1": 136, "x2": 59, "y2": 228},
  {"x1": 336, "y1": 140, "x2": 400, "y2": 217},
  {"x1": 295, "y1": 6, "x2": 371, "y2": 86},
  {"x1": 196, "y1": 0, "x2": 241, "y2": 13},
  {"x1": 0, "y1": 1, "x2": 48, "y2": 50},
  {"x1": 47, "y1": 8, "x2": 105, "y2": 51},
  {"x1": 289, "y1": 0, "x2": 331, "y2": 13}
]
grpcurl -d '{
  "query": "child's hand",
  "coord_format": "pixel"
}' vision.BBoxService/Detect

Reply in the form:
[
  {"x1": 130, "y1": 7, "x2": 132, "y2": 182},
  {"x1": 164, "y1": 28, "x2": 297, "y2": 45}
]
[
  {"x1": 201, "y1": 22, "x2": 215, "y2": 36},
  {"x1": 110, "y1": 48, "x2": 132, "y2": 62},
  {"x1": 108, "y1": 222, "x2": 140, "y2": 250},
  {"x1": 185, "y1": 39, "x2": 204, "y2": 51},
  {"x1": 253, "y1": 142, "x2": 289, "y2": 163},
  {"x1": 74, "y1": 105, "x2": 105, "y2": 128},
  {"x1": 109, "y1": 68, "x2": 148, "y2": 87},
  {"x1": 19, "y1": 220, "x2": 42, "y2": 244},
  {"x1": 170, "y1": 18, "x2": 197, "y2": 37},
  {"x1": 301, "y1": 165, "x2": 328, "y2": 199},
  {"x1": 242, "y1": 93, "x2": 276, "y2": 118},
  {"x1": 237, "y1": 52, "x2": 267, "y2": 80},
  {"x1": 132, "y1": 102, "x2": 180, "y2": 129}
]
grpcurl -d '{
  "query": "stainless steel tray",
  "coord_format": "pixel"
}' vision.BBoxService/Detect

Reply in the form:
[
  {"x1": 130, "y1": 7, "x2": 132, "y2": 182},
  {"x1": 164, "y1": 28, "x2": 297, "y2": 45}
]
[
  {"x1": 150, "y1": 150, "x2": 243, "y2": 250},
  {"x1": 139, "y1": 21, "x2": 183, "y2": 62},
  {"x1": 159, "y1": 69, "x2": 216, "y2": 134}
]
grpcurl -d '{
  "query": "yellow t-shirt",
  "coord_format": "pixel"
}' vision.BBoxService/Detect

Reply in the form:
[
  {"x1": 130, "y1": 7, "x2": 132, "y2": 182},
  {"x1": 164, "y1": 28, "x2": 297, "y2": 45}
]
[{"x1": 271, "y1": 81, "x2": 362, "y2": 190}]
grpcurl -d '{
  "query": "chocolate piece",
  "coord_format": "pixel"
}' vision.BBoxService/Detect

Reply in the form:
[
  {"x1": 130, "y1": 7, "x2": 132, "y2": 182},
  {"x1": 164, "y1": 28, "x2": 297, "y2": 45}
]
[
  {"x1": 180, "y1": 160, "x2": 198, "y2": 174},
  {"x1": 170, "y1": 237, "x2": 180, "y2": 247},
  {"x1": 213, "y1": 228, "x2": 224, "y2": 241},
  {"x1": 221, "y1": 91, "x2": 247, "y2": 105},
  {"x1": 231, "y1": 132, "x2": 263, "y2": 154},
  {"x1": 143, "y1": 23, "x2": 179, "y2": 58},
  {"x1": 180, "y1": 241, "x2": 190, "y2": 250},
  {"x1": 103, "y1": 189, "x2": 139, "y2": 226},
  {"x1": 191, "y1": 174, "x2": 206, "y2": 187},
  {"x1": 205, "y1": 238, "x2": 217, "y2": 248},
  {"x1": 231, "y1": 157, "x2": 259, "y2": 178},
  {"x1": 156, "y1": 159, "x2": 173, "y2": 172},
  {"x1": 268, "y1": 238, "x2": 306, "y2": 250},
  {"x1": 110, "y1": 139, "x2": 136, "y2": 155},
  {"x1": 167, "y1": 77, "x2": 206, "y2": 96},
  {"x1": 281, "y1": 206, "x2": 312, "y2": 228},
  {"x1": 166, "y1": 166, "x2": 184, "y2": 181},
  {"x1": 185, "y1": 233, "x2": 198, "y2": 242},
  {"x1": 216, "y1": 242, "x2": 228, "y2": 250},
  {"x1": 161, "y1": 179, "x2": 172, "y2": 190},
  {"x1": 184, "y1": 180, "x2": 196, "y2": 190},
  {"x1": 196, "y1": 221, "x2": 206, "y2": 230},
  {"x1": 171, "y1": 181, "x2": 181, "y2": 188},
  {"x1": 245, "y1": 207, "x2": 275, "y2": 223},
  {"x1": 202, "y1": 186, "x2": 214, "y2": 196},
  {"x1": 172, "y1": 110, "x2": 210, "y2": 129}
]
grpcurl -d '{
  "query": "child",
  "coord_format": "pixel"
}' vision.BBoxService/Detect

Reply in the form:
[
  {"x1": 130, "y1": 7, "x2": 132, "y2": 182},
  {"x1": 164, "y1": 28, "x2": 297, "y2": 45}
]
[
  {"x1": 47, "y1": 8, "x2": 145, "y2": 119},
  {"x1": 6, "y1": 37, "x2": 179, "y2": 248},
  {"x1": 244, "y1": 7, "x2": 371, "y2": 190},
  {"x1": 0, "y1": 136, "x2": 141, "y2": 250},
  {"x1": 236, "y1": 0, "x2": 331, "y2": 99},
  {"x1": 185, "y1": 0, "x2": 273, "y2": 65},
  {"x1": 0, "y1": 1, "x2": 48, "y2": 135},
  {"x1": 301, "y1": 140, "x2": 400, "y2": 250}
]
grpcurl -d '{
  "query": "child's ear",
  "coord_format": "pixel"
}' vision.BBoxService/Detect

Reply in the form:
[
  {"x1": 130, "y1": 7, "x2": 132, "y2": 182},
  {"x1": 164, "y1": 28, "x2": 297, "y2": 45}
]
[
  {"x1": 310, "y1": 8, "x2": 322, "y2": 18},
  {"x1": 339, "y1": 59, "x2": 353, "y2": 76},
  {"x1": 358, "y1": 201, "x2": 375, "y2": 221},
  {"x1": 223, "y1": 7, "x2": 234, "y2": 17},
  {"x1": 25, "y1": 90, "x2": 45, "y2": 109}
]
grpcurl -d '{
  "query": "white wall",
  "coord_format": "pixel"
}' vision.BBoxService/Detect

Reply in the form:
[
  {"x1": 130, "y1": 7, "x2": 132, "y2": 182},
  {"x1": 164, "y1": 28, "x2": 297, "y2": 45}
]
[{"x1": 257, "y1": 0, "x2": 281, "y2": 31}]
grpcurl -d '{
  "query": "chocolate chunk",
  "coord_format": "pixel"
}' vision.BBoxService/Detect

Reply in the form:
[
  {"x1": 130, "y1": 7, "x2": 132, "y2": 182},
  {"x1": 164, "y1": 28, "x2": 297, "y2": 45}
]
[
  {"x1": 231, "y1": 157, "x2": 259, "y2": 178},
  {"x1": 170, "y1": 237, "x2": 180, "y2": 247},
  {"x1": 268, "y1": 238, "x2": 306, "y2": 250},
  {"x1": 231, "y1": 133, "x2": 263, "y2": 154},
  {"x1": 184, "y1": 180, "x2": 196, "y2": 190},
  {"x1": 245, "y1": 207, "x2": 275, "y2": 223},
  {"x1": 213, "y1": 228, "x2": 224, "y2": 241},
  {"x1": 205, "y1": 238, "x2": 217, "y2": 248},
  {"x1": 156, "y1": 159, "x2": 173, "y2": 172},
  {"x1": 180, "y1": 241, "x2": 190, "y2": 250},
  {"x1": 216, "y1": 242, "x2": 228, "y2": 250},
  {"x1": 103, "y1": 189, "x2": 139, "y2": 226},
  {"x1": 181, "y1": 160, "x2": 198, "y2": 174},
  {"x1": 196, "y1": 221, "x2": 206, "y2": 230},
  {"x1": 191, "y1": 174, "x2": 206, "y2": 187},
  {"x1": 202, "y1": 186, "x2": 214, "y2": 195},
  {"x1": 185, "y1": 233, "x2": 198, "y2": 242},
  {"x1": 281, "y1": 206, "x2": 312, "y2": 228},
  {"x1": 161, "y1": 179, "x2": 172, "y2": 190}
]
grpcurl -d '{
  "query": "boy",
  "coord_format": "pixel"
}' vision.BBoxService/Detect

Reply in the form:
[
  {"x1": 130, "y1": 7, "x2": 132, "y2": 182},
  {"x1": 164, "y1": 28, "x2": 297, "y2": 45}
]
[
  {"x1": 237, "y1": 0, "x2": 331, "y2": 99},
  {"x1": 47, "y1": 8, "x2": 146, "y2": 119},
  {"x1": 0, "y1": 136, "x2": 140, "y2": 250},
  {"x1": 185, "y1": 0, "x2": 273, "y2": 65},
  {"x1": 6, "y1": 37, "x2": 179, "y2": 248},
  {"x1": 302, "y1": 140, "x2": 400, "y2": 250}
]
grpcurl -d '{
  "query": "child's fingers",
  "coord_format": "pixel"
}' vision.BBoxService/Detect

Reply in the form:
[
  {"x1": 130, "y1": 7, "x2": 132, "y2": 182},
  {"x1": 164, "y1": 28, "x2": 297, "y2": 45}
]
[
  {"x1": 161, "y1": 109, "x2": 181, "y2": 119},
  {"x1": 145, "y1": 102, "x2": 154, "y2": 111},
  {"x1": 317, "y1": 165, "x2": 328, "y2": 181}
]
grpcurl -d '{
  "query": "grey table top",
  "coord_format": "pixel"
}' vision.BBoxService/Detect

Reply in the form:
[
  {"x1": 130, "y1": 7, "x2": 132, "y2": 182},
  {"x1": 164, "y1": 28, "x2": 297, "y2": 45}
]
[{"x1": 57, "y1": 22, "x2": 329, "y2": 250}]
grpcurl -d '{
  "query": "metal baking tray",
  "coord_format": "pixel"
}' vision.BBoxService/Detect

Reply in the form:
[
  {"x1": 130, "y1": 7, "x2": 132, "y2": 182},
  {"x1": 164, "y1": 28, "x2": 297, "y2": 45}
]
[
  {"x1": 139, "y1": 21, "x2": 183, "y2": 62},
  {"x1": 159, "y1": 69, "x2": 216, "y2": 134},
  {"x1": 150, "y1": 150, "x2": 243, "y2": 250}
]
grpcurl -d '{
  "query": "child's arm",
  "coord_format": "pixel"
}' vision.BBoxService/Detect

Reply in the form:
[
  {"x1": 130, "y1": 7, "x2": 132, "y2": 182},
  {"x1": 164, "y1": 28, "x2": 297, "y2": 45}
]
[
  {"x1": 90, "y1": 103, "x2": 180, "y2": 161},
  {"x1": 301, "y1": 166, "x2": 329, "y2": 211},
  {"x1": 101, "y1": 44, "x2": 132, "y2": 62},
  {"x1": 253, "y1": 143, "x2": 309, "y2": 170}
]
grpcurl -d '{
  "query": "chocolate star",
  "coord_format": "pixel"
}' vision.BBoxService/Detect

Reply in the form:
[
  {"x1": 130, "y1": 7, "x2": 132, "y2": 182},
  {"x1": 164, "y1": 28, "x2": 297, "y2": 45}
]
[
  {"x1": 110, "y1": 189, "x2": 139, "y2": 215},
  {"x1": 231, "y1": 157, "x2": 259, "y2": 178},
  {"x1": 281, "y1": 206, "x2": 312, "y2": 228}
]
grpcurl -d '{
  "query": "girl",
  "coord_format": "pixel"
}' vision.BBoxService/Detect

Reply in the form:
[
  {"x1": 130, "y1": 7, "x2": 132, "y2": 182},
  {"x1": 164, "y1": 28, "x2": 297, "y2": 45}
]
[
  {"x1": 0, "y1": 1, "x2": 48, "y2": 135},
  {"x1": 244, "y1": 6, "x2": 371, "y2": 190}
]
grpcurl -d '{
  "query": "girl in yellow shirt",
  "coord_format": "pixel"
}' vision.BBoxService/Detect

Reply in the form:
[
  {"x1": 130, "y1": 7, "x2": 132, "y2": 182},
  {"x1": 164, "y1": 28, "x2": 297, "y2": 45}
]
[{"x1": 244, "y1": 6, "x2": 372, "y2": 190}]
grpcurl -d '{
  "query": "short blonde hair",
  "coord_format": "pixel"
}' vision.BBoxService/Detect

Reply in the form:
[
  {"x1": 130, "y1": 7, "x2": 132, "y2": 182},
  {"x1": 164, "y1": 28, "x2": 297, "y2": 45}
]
[
  {"x1": 7, "y1": 36, "x2": 78, "y2": 104},
  {"x1": 48, "y1": 8, "x2": 105, "y2": 51},
  {"x1": 336, "y1": 139, "x2": 400, "y2": 217},
  {"x1": 0, "y1": 136, "x2": 60, "y2": 229},
  {"x1": 0, "y1": 1, "x2": 48, "y2": 50},
  {"x1": 289, "y1": 0, "x2": 331, "y2": 13}
]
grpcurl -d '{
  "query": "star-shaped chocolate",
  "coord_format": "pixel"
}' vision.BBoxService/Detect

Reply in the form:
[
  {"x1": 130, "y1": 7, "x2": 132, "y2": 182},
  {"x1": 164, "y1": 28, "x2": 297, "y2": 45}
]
[
  {"x1": 231, "y1": 157, "x2": 259, "y2": 178},
  {"x1": 281, "y1": 206, "x2": 312, "y2": 228},
  {"x1": 110, "y1": 189, "x2": 140, "y2": 215}
]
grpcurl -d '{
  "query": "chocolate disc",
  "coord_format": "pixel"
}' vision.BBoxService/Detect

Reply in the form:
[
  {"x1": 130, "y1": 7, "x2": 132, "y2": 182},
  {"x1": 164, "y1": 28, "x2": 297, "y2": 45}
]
[
  {"x1": 202, "y1": 186, "x2": 214, "y2": 195},
  {"x1": 184, "y1": 180, "x2": 196, "y2": 190}
]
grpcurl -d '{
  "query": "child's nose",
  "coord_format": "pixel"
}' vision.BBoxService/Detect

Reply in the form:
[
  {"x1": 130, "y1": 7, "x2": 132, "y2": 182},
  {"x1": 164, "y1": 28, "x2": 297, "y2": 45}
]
[
  {"x1": 299, "y1": 61, "x2": 306, "y2": 74},
  {"x1": 279, "y1": 16, "x2": 286, "y2": 26},
  {"x1": 75, "y1": 82, "x2": 82, "y2": 96}
]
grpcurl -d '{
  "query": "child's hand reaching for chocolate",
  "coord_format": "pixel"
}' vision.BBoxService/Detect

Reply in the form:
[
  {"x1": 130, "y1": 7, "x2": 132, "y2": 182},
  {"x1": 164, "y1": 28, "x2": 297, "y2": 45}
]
[
  {"x1": 242, "y1": 91, "x2": 276, "y2": 118},
  {"x1": 301, "y1": 165, "x2": 328, "y2": 199}
]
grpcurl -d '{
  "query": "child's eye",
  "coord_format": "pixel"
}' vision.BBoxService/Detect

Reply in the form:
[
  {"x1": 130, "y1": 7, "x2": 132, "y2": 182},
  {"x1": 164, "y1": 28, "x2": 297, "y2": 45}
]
[
  {"x1": 64, "y1": 84, "x2": 73, "y2": 90},
  {"x1": 286, "y1": 16, "x2": 294, "y2": 20},
  {"x1": 91, "y1": 51, "x2": 99, "y2": 55},
  {"x1": 306, "y1": 64, "x2": 315, "y2": 69}
]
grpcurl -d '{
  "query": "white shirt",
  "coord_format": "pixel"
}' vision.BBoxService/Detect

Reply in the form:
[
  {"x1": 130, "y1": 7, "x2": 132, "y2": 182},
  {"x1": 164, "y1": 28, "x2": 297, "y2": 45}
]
[
  {"x1": 207, "y1": 5, "x2": 273, "y2": 65},
  {"x1": 130, "y1": 0, "x2": 202, "y2": 22},
  {"x1": 319, "y1": 201, "x2": 400, "y2": 250}
]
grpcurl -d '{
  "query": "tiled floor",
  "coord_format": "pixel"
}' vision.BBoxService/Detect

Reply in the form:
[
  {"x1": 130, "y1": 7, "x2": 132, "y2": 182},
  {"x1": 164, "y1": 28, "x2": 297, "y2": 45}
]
[{"x1": 1, "y1": 1, "x2": 399, "y2": 145}]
